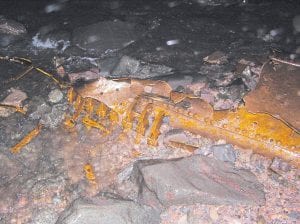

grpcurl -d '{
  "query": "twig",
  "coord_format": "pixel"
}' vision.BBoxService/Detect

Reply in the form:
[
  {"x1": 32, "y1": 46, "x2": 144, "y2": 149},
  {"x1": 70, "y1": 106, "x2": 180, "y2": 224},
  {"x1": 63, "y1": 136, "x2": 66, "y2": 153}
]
[{"x1": 270, "y1": 57, "x2": 300, "y2": 67}]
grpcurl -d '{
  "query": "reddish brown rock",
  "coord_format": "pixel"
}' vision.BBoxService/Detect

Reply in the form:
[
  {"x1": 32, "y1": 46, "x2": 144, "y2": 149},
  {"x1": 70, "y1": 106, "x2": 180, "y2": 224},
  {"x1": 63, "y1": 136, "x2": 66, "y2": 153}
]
[{"x1": 244, "y1": 64, "x2": 300, "y2": 130}]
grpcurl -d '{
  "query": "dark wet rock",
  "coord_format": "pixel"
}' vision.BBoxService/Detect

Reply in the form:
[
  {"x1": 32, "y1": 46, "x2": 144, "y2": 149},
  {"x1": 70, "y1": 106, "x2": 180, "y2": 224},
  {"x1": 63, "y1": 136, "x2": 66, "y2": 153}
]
[
  {"x1": 72, "y1": 21, "x2": 140, "y2": 53},
  {"x1": 0, "y1": 16, "x2": 27, "y2": 35},
  {"x1": 195, "y1": 64, "x2": 250, "y2": 110},
  {"x1": 135, "y1": 155, "x2": 265, "y2": 207},
  {"x1": 48, "y1": 89, "x2": 63, "y2": 104},
  {"x1": 96, "y1": 57, "x2": 121, "y2": 77},
  {"x1": 269, "y1": 157, "x2": 291, "y2": 175},
  {"x1": 211, "y1": 144, "x2": 237, "y2": 163},
  {"x1": 110, "y1": 55, "x2": 173, "y2": 79},
  {"x1": 203, "y1": 51, "x2": 228, "y2": 65},
  {"x1": 0, "y1": 33, "x2": 23, "y2": 47},
  {"x1": 0, "y1": 16, "x2": 27, "y2": 47},
  {"x1": 68, "y1": 69, "x2": 101, "y2": 84},
  {"x1": 57, "y1": 197, "x2": 160, "y2": 224},
  {"x1": 62, "y1": 56, "x2": 99, "y2": 73},
  {"x1": 196, "y1": 82, "x2": 245, "y2": 110},
  {"x1": 63, "y1": 45, "x2": 85, "y2": 56},
  {"x1": 164, "y1": 75, "x2": 194, "y2": 91},
  {"x1": 240, "y1": 65, "x2": 259, "y2": 91}
]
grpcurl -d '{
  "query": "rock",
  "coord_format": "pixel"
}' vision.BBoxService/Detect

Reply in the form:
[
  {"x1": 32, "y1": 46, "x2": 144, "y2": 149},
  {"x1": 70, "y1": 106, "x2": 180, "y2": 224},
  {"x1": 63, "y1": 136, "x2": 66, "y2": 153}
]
[
  {"x1": 211, "y1": 144, "x2": 237, "y2": 163},
  {"x1": 1, "y1": 88, "x2": 27, "y2": 106},
  {"x1": 57, "y1": 197, "x2": 160, "y2": 224},
  {"x1": 68, "y1": 69, "x2": 101, "y2": 84},
  {"x1": 210, "y1": 83, "x2": 245, "y2": 110},
  {"x1": 0, "y1": 88, "x2": 28, "y2": 117},
  {"x1": 0, "y1": 16, "x2": 27, "y2": 35},
  {"x1": 32, "y1": 30, "x2": 70, "y2": 51},
  {"x1": 29, "y1": 102, "x2": 52, "y2": 120},
  {"x1": 31, "y1": 209, "x2": 58, "y2": 224},
  {"x1": 240, "y1": 65, "x2": 259, "y2": 91},
  {"x1": 40, "y1": 103, "x2": 67, "y2": 129},
  {"x1": 163, "y1": 129, "x2": 190, "y2": 145},
  {"x1": 163, "y1": 129, "x2": 199, "y2": 153},
  {"x1": 0, "y1": 16, "x2": 27, "y2": 46},
  {"x1": 110, "y1": 55, "x2": 173, "y2": 79},
  {"x1": 48, "y1": 89, "x2": 64, "y2": 103},
  {"x1": 269, "y1": 157, "x2": 291, "y2": 175},
  {"x1": 203, "y1": 51, "x2": 228, "y2": 65},
  {"x1": 135, "y1": 155, "x2": 265, "y2": 207},
  {"x1": 293, "y1": 15, "x2": 300, "y2": 33},
  {"x1": 96, "y1": 57, "x2": 121, "y2": 77},
  {"x1": 72, "y1": 21, "x2": 140, "y2": 53},
  {"x1": 195, "y1": 145, "x2": 213, "y2": 156}
]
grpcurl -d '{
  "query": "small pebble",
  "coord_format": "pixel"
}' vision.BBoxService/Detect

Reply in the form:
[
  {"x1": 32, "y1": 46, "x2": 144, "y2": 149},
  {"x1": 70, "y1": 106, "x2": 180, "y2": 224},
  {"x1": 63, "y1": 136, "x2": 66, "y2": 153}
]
[
  {"x1": 48, "y1": 89, "x2": 63, "y2": 103},
  {"x1": 270, "y1": 157, "x2": 291, "y2": 175},
  {"x1": 211, "y1": 144, "x2": 236, "y2": 163}
]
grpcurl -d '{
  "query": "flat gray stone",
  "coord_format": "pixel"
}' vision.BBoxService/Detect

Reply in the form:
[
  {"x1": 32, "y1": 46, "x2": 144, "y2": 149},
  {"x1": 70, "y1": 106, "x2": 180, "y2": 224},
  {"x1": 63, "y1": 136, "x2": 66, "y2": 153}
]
[
  {"x1": 136, "y1": 155, "x2": 265, "y2": 207},
  {"x1": 110, "y1": 55, "x2": 173, "y2": 79},
  {"x1": 211, "y1": 144, "x2": 237, "y2": 163},
  {"x1": 57, "y1": 198, "x2": 160, "y2": 224},
  {"x1": 72, "y1": 21, "x2": 139, "y2": 53}
]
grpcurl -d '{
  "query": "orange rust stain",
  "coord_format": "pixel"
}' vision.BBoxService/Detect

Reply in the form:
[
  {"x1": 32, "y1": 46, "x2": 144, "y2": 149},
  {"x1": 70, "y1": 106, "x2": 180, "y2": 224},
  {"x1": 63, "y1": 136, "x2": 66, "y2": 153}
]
[
  {"x1": 84, "y1": 163, "x2": 96, "y2": 183},
  {"x1": 66, "y1": 76, "x2": 300, "y2": 167},
  {"x1": 82, "y1": 116, "x2": 109, "y2": 134},
  {"x1": 10, "y1": 124, "x2": 42, "y2": 154},
  {"x1": 244, "y1": 64, "x2": 300, "y2": 131}
]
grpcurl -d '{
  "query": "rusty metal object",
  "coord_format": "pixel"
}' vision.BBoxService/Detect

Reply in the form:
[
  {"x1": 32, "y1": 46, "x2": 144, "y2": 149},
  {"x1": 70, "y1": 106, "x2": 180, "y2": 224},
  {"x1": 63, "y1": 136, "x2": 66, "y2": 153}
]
[
  {"x1": 2, "y1": 56, "x2": 299, "y2": 167},
  {"x1": 244, "y1": 63, "x2": 300, "y2": 131},
  {"x1": 72, "y1": 77, "x2": 300, "y2": 167}
]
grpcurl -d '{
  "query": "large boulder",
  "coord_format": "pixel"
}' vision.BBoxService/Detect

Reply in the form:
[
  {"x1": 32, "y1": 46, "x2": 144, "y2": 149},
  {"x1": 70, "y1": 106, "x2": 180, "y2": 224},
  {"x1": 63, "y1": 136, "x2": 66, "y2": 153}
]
[
  {"x1": 134, "y1": 155, "x2": 265, "y2": 207},
  {"x1": 72, "y1": 21, "x2": 140, "y2": 53}
]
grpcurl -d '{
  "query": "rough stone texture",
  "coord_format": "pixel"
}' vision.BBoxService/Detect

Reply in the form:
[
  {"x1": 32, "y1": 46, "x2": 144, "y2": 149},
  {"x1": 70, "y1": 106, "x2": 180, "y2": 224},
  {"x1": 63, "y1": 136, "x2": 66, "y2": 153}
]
[
  {"x1": 203, "y1": 51, "x2": 228, "y2": 65},
  {"x1": 244, "y1": 65, "x2": 300, "y2": 130},
  {"x1": 110, "y1": 55, "x2": 173, "y2": 79},
  {"x1": 72, "y1": 21, "x2": 139, "y2": 53},
  {"x1": 136, "y1": 155, "x2": 265, "y2": 207},
  {"x1": 0, "y1": 16, "x2": 27, "y2": 35},
  {"x1": 57, "y1": 198, "x2": 160, "y2": 224},
  {"x1": 40, "y1": 103, "x2": 68, "y2": 129},
  {"x1": 269, "y1": 157, "x2": 291, "y2": 175},
  {"x1": 211, "y1": 144, "x2": 237, "y2": 163},
  {"x1": 0, "y1": 16, "x2": 27, "y2": 47},
  {"x1": 30, "y1": 209, "x2": 58, "y2": 224},
  {"x1": 48, "y1": 89, "x2": 64, "y2": 104}
]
